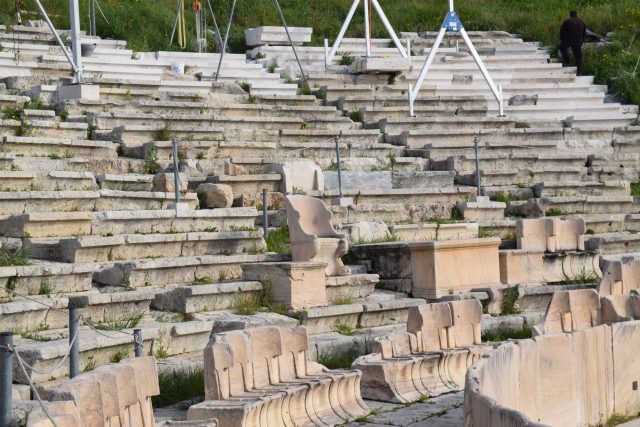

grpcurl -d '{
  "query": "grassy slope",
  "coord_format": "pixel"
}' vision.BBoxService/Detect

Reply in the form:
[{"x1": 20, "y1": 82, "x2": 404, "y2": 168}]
[{"x1": 1, "y1": 0, "x2": 639, "y2": 105}]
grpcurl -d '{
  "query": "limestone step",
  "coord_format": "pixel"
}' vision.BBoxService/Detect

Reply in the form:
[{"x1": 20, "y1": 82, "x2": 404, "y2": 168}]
[
  {"x1": 379, "y1": 116, "x2": 517, "y2": 135},
  {"x1": 337, "y1": 94, "x2": 487, "y2": 112},
  {"x1": 510, "y1": 196, "x2": 639, "y2": 217},
  {"x1": 0, "y1": 260, "x2": 95, "y2": 301},
  {"x1": 203, "y1": 173, "x2": 281, "y2": 194},
  {"x1": 425, "y1": 139, "x2": 560, "y2": 162},
  {"x1": 280, "y1": 128, "x2": 382, "y2": 144},
  {"x1": 325, "y1": 274, "x2": 379, "y2": 304},
  {"x1": 399, "y1": 127, "x2": 566, "y2": 149},
  {"x1": 323, "y1": 170, "x2": 454, "y2": 191},
  {"x1": 0, "y1": 190, "x2": 198, "y2": 215},
  {"x1": 93, "y1": 253, "x2": 285, "y2": 288},
  {"x1": 65, "y1": 99, "x2": 343, "y2": 121},
  {"x1": 151, "y1": 280, "x2": 262, "y2": 314},
  {"x1": 0, "y1": 170, "x2": 97, "y2": 192},
  {"x1": 533, "y1": 181, "x2": 630, "y2": 197},
  {"x1": 0, "y1": 94, "x2": 30, "y2": 108},
  {"x1": 585, "y1": 232, "x2": 640, "y2": 255},
  {"x1": 253, "y1": 94, "x2": 320, "y2": 106},
  {"x1": 1, "y1": 136, "x2": 117, "y2": 159},
  {"x1": 293, "y1": 291, "x2": 425, "y2": 334},
  {"x1": 23, "y1": 230, "x2": 265, "y2": 263},
  {"x1": 232, "y1": 155, "x2": 425, "y2": 174},
  {"x1": 0, "y1": 288, "x2": 156, "y2": 334},
  {"x1": 447, "y1": 153, "x2": 587, "y2": 175},
  {"x1": 308, "y1": 186, "x2": 475, "y2": 208},
  {"x1": 360, "y1": 105, "x2": 489, "y2": 124},
  {"x1": 455, "y1": 167, "x2": 584, "y2": 187}
]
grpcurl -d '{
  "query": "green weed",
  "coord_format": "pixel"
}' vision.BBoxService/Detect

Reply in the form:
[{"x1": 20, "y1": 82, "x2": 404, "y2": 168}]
[
  {"x1": 265, "y1": 225, "x2": 291, "y2": 254},
  {"x1": 316, "y1": 347, "x2": 359, "y2": 370},
  {"x1": 482, "y1": 327, "x2": 533, "y2": 342},
  {"x1": 331, "y1": 319, "x2": 356, "y2": 336},
  {"x1": 110, "y1": 350, "x2": 129, "y2": 363},
  {"x1": 500, "y1": 286, "x2": 520, "y2": 316},
  {"x1": 0, "y1": 248, "x2": 29, "y2": 267},
  {"x1": 152, "y1": 368, "x2": 204, "y2": 408}
]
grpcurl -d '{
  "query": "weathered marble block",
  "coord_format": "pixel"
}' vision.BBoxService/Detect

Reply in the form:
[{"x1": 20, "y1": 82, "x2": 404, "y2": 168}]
[{"x1": 408, "y1": 237, "x2": 501, "y2": 299}]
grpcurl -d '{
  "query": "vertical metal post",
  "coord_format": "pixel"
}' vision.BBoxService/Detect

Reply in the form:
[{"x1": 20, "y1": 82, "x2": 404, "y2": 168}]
[
  {"x1": 324, "y1": 39, "x2": 329, "y2": 68},
  {"x1": 172, "y1": 139, "x2": 181, "y2": 204},
  {"x1": 326, "y1": 0, "x2": 361, "y2": 64},
  {"x1": 407, "y1": 39, "x2": 412, "y2": 69},
  {"x1": 69, "y1": 0, "x2": 84, "y2": 83},
  {"x1": 206, "y1": 0, "x2": 224, "y2": 52},
  {"x1": 133, "y1": 329, "x2": 143, "y2": 357},
  {"x1": 215, "y1": 0, "x2": 237, "y2": 81},
  {"x1": 91, "y1": 0, "x2": 96, "y2": 36},
  {"x1": 474, "y1": 137, "x2": 482, "y2": 197},
  {"x1": 33, "y1": 0, "x2": 79, "y2": 77},
  {"x1": 0, "y1": 333, "x2": 12, "y2": 427},
  {"x1": 364, "y1": 0, "x2": 371, "y2": 57},
  {"x1": 273, "y1": 0, "x2": 308, "y2": 88},
  {"x1": 262, "y1": 189, "x2": 269, "y2": 238},
  {"x1": 69, "y1": 307, "x2": 79, "y2": 378},
  {"x1": 335, "y1": 136, "x2": 343, "y2": 199}
]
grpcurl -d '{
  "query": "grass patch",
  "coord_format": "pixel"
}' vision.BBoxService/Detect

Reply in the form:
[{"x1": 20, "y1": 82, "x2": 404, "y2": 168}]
[
  {"x1": 233, "y1": 292, "x2": 262, "y2": 315},
  {"x1": 605, "y1": 413, "x2": 640, "y2": 426},
  {"x1": 555, "y1": 266, "x2": 599, "y2": 285},
  {"x1": 144, "y1": 145, "x2": 160, "y2": 174},
  {"x1": 94, "y1": 311, "x2": 146, "y2": 331},
  {"x1": 152, "y1": 368, "x2": 204, "y2": 408},
  {"x1": 154, "y1": 123, "x2": 173, "y2": 141},
  {"x1": 631, "y1": 182, "x2": 640, "y2": 197},
  {"x1": 355, "y1": 407, "x2": 382, "y2": 423},
  {"x1": 109, "y1": 350, "x2": 129, "y2": 363},
  {"x1": 333, "y1": 296, "x2": 354, "y2": 305},
  {"x1": 0, "y1": 248, "x2": 29, "y2": 267},
  {"x1": 331, "y1": 319, "x2": 356, "y2": 336},
  {"x1": 265, "y1": 225, "x2": 291, "y2": 254},
  {"x1": 356, "y1": 232, "x2": 401, "y2": 245},
  {"x1": 490, "y1": 192, "x2": 530, "y2": 203},
  {"x1": 191, "y1": 276, "x2": 214, "y2": 285},
  {"x1": 316, "y1": 347, "x2": 359, "y2": 370},
  {"x1": 500, "y1": 286, "x2": 520, "y2": 316},
  {"x1": 482, "y1": 327, "x2": 533, "y2": 342},
  {"x1": 545, "y1": 208, "x2": 566, "y2": 217}
]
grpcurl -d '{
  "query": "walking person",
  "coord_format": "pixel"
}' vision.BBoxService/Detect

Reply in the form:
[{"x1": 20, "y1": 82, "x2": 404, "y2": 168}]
[{"x1": 560, "y1": 10, "x2": 587, "y2": 76}]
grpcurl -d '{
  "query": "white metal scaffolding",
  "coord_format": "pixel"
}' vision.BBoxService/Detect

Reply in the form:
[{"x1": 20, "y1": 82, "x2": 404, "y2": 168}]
[
  {"x1": 324, "y1": 0, "x2": 407, "y2": 67},
  {"x1": 408, "y1": 0, "x2": 504, "y2": 117}
]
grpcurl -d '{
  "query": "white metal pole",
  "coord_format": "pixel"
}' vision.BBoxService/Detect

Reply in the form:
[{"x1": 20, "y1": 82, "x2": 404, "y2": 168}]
[
  {"x1": 33, "y1": 0, "x2": 79, "y2": 75},
  {"x1": 364, "y1": 0, "x2": 371, "y2": 57},
  {"x1": 324, "y1": 38, "x2": 329, "y2": 68},
  {"x1": 371, "y1": 0, "x2": 407, "y2": 58},
  {"x1": 407, "y1": 38, "x2": 411, "y2": 69},
  {"x1": 69, "y1": 0, "x2": 84, "y2": 83},
  {"x1": 449, "y1": 0, "x2": 454, "y2": 12},
  {"x1": 459, "y1": 27, "x2": 502, "y2": 109},
  {"x1": 327, "y1": 0, "x2": 360, "y2": 64},
  {"x1": 409, "y1": 26, "x2": 446, "y2": 107}
]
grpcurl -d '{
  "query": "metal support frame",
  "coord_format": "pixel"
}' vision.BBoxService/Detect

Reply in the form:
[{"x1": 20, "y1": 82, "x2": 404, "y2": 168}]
[
  {"x1": 172, "y1": 139, "x2": 181, "y2": 205},
  {"x1": 206, "y1": 0, "x2": 224, "y2": 52},
  {"x1": 213, "y1": 0, "x2": 308, "y2": 88},
  {"x1": 69, "y1": 306, "x2": 79, "y2": 378},
  {"x1": 334, "y1": 136, "x2": 344, "y2": 199},
  {"x1": 408, "y1": 0, "x2": 503, "y2": 117},
  {"x1": 33, "y1": 0, "x2": 84, "y2": 83},
  {"x1": 1, "y1": 333, "x2": 12, "y2": 427},
  {"x1": 262, "y1": 189, "x2": 269, "y2": 238},
  {"x1": 474, "y1": 136, "x2": 482, "y2": 196},
  {"x1": 325, "y1": 0, "x2": 407, "y2": 66},
  {"x1": 134, "y1": 329, "x2": 143, "y2": 357}
]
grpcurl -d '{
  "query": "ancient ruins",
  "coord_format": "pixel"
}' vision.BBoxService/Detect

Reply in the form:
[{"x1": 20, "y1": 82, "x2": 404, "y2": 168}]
[{"x1": 0, "y1": 1, "x2": 639, "y2": 426}]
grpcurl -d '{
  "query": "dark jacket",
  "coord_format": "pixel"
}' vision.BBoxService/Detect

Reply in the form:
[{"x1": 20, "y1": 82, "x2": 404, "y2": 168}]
[{"x1": 560, "y1": 17, "x2": 586, "y2": 44}]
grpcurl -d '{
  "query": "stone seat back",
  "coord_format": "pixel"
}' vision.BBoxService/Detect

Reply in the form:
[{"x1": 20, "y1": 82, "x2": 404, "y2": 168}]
[
  {"x1": 535, "y1": 289, "x2": 602, "y2": 335},
  {"x1": 27, "y1": 357, "x2": 159, "y2": 427},
  {"x1": 601, "y1": 294, "x2": 640, "y2": 323},
  {"x1": 516, "y1": 217, "x2": 586, "y2": 253},
  {"x1": 598, "y1": 254, "x2": 640, "y2": 295},
  {"x1": 406, "y1": 300, "x2": 482, "y2": 352},
  {"x1": 284, "y1": 194, "x2": 350, "y2": 276}
]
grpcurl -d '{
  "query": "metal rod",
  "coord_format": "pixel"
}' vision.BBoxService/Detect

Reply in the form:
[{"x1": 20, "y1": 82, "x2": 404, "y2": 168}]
[
  {"x1": 459, "y1": 27, "x2": 502, "y2": 111},
  {"x1": 172, "y1": 139, "x2": 181, "y2": 204},
  {"x1": 133, "y1": 329, "x2": 143, "y2": 357},
  {"x1": 169, "y1": 0, "x2": 185, "y2": 47},
  {"x1": 335, "y1": 136, "x2": 343, "y2": 199},
  {"x1": 91, "y1": 0, "x2": 96, "y2": 36},
  {"x1": 262, "y1": 189, "x2": 269, "y2": 238},
  {"x1": 0, "y1": 333, "x2": 12, "y2": 427},
  {"x1": 370, "y1": 0, "x2": 407, "y2": 58},
  {"x1": 273, "y1": 0, "x2": 308, "y2": 88},
  {"x1": 69, "y1": 0, "x2": 84, "y2": 83},
  {"x1": 474, "y1": 137, "x2": 482, "y2": 196},
  {"x1": 33, "y1": 0, "x2": 79, "y2": 76},
  {"x1": 449, "y1": 0, "x2": 455, "y2": 12},
  {"x1": 326, "y1": 0, "x2": 360, "y2": 65},
  {"x1": 215, "y1": 0, "x2": 237, "y2": 81},
  {"x1": 69, "y1": 307, "x2": 79, "y2": 378},
  {"x1": 409, "y1": 25, "x2": 447, "y2": 114},
  {"x1": 364, "y1": 0, "x2": 371, "y2": 57},
  {"x1": 206, "y1": 0, "x2": 224, "y2": 52}
]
